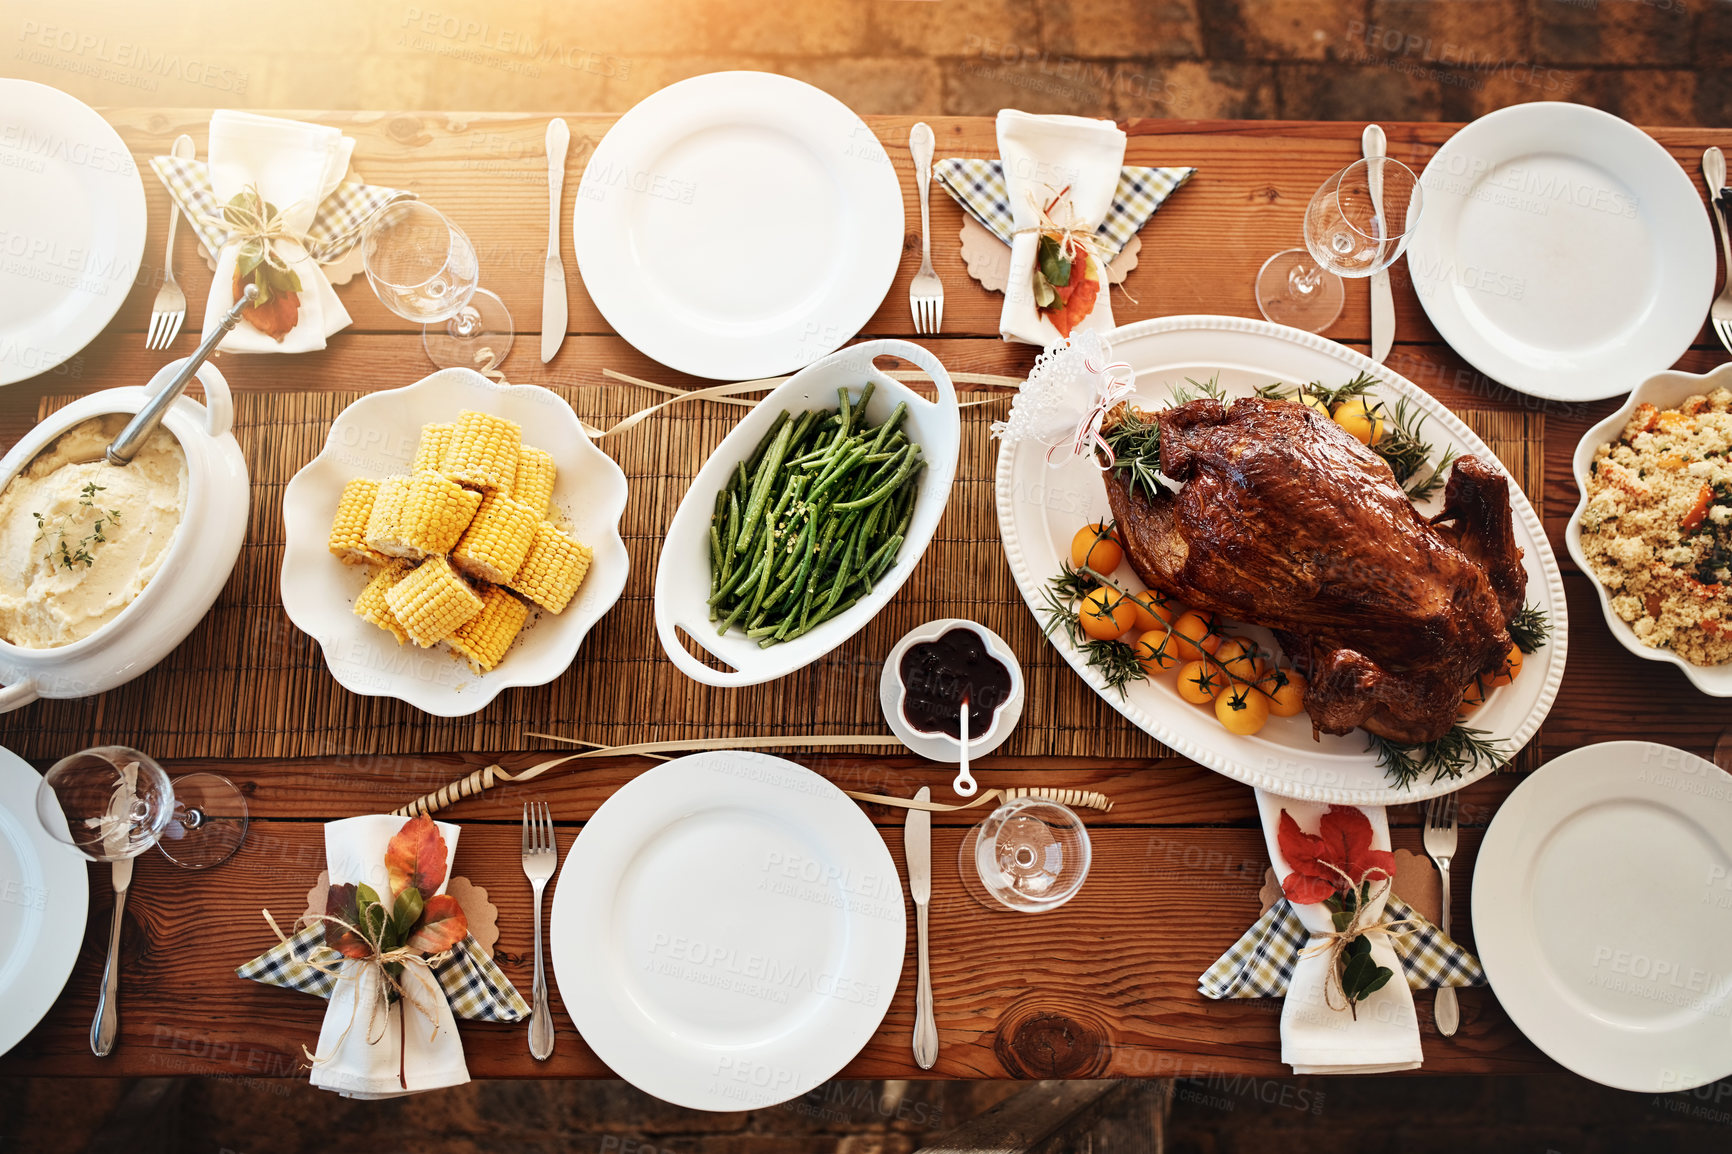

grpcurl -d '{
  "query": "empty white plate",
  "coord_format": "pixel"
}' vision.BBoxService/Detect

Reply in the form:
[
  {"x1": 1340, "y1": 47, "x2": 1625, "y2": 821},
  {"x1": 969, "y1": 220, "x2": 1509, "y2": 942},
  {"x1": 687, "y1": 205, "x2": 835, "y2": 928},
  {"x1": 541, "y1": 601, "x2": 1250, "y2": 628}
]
[
  {"x1": 1407, "y1": 103, "x2": 1712, "y2": 402},
  {"x1": 1473, "y1": 741, "x2": 1732, "y2": 1091},
  {"x1": 573, "y1": 71, "x2": 904, "y2": 381},
  {"x1": 0, "y1": 80, "x2": 147, "y2": 385},
  {"x1": 549, "y1": 751, "x2": 905, "y2": 1110},
  {"x1": 0, "y1": 742, "x2": 89, "y2": 1056}
]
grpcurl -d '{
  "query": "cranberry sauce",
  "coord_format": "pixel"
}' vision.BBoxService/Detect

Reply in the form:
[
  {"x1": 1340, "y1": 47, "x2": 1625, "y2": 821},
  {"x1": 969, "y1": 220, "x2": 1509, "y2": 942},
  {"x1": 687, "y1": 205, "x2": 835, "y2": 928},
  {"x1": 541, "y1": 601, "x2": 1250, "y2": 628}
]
[{"x1": 898, "y1": 627, "x2": 1012, "y2": 739}]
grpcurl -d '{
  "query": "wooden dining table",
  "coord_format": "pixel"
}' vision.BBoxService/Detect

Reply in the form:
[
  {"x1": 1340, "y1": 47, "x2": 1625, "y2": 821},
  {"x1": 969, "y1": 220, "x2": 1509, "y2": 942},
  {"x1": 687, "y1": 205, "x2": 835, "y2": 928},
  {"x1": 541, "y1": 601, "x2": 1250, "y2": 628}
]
[{"x1": 2, "y1": 108, "x2": 1728, "y2": 1087}]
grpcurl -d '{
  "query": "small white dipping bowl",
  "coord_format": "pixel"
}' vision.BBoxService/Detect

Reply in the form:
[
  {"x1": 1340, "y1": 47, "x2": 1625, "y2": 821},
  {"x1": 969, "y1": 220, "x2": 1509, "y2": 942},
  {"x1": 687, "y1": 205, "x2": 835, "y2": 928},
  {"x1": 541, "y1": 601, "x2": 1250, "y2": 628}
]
[{"x1": 878, "y1": 619, "x2": 1026, "y2": 763}]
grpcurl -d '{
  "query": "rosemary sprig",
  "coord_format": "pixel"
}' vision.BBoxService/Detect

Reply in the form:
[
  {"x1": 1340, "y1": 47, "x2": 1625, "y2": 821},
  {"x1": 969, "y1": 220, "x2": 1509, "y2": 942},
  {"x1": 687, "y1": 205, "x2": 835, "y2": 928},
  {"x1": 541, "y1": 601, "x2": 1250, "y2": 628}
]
[
  {"x1": 1101, "y1": 406, "x2": 1167, "y2": 503},
  {"x1": 1366, "y1": 725, "x2": 1509, "y2": 790},
  {"x1": 1507, "y1": 602, "x2": 1551, "y2": 654},
  {"x1": 1169, "y1": 373, "x2": 1226, "y2": 405},
  {"x1": 1376, "y1": 395, "x2": 1458, "y2": 499},
  {"x1": 1037, "y1": 567, "x2": 1151, "y2": 699},
  {"x1": 33, "y1": 482, "x2": 123, "y2": 570}
]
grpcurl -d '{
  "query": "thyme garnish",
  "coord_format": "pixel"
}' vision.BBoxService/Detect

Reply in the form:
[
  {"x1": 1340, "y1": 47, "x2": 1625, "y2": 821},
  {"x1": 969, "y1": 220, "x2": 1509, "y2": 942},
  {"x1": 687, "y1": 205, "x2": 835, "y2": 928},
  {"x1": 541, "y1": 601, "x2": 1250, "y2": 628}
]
[
  {"x1": 33, "y1": 482, "x2": 123, "y2": 570},
  {"x1": 1366, "y1": 725, "x2": 1509, "y2": 790}
]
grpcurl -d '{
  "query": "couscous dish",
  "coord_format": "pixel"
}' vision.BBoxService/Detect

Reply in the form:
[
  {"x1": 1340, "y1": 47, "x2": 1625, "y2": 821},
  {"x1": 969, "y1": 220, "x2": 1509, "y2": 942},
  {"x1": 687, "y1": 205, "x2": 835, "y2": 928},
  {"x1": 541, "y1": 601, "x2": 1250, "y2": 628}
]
[{"x1": 1579, "y1": 388, "x2": 1732, "y2": 665}]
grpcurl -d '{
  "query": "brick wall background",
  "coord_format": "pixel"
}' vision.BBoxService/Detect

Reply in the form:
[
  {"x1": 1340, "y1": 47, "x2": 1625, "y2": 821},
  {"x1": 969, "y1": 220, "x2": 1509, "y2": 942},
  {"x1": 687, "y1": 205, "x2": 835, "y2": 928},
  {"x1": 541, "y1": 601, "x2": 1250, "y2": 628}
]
[{"x1": 4, "y1": 0, "x2": 1724, "y2": 127}]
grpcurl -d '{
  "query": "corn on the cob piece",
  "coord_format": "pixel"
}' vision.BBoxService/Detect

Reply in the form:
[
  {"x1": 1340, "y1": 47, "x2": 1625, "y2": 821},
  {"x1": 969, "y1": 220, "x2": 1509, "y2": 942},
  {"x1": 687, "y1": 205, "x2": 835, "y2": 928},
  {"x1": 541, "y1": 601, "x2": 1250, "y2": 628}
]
[
  {"x1": 413, "y1": 423, "x2": 455, "y2": 474},
  {"x1": 329, "y1": 478, "x2": 387, "y2": 566},
  {"x1": 398, "y1": 470, "x2": 482, "y2": 557},
  {"x1": 446, "y1": 584, "x2": 529, "y2": 673},
  {"x1": 363, "y1": 475, "x2": 414, "y2": 558},
  {"x1": 511, "y1": 521, "x2": 593, "y2": 613},
  {"x1": 385, "y1": 556, "x2": 484, "y2": 647},
  {"x1": 510, "y1": 445, "x2": 557, "y2": 516},
  {"x1": 354, "y1": 560, "x2": 412, "y2": 644},
  {"x1": 442, "y1": 409, "x2": 521, "y2": 493},
  {"x1": 451, "y1": 491, "x2": 539, "y2": 584}
]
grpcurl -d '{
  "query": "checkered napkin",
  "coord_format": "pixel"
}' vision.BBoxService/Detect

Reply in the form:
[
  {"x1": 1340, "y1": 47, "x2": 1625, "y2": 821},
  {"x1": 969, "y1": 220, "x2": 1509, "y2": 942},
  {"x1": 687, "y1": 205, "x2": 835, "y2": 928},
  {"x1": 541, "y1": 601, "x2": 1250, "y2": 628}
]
[
  {"x1": 934, "y1": 158, "x2": 1194, "y2": 260},
  {"x1": 1198, "y1": 894, "x2": 1486, "y2": 1000},
  {"x1": 237, "y1": 924, "x2": 529, "y2": 1023},
  {"x1": 149, "y1": 154, "x2": 411, "y2": 267}
]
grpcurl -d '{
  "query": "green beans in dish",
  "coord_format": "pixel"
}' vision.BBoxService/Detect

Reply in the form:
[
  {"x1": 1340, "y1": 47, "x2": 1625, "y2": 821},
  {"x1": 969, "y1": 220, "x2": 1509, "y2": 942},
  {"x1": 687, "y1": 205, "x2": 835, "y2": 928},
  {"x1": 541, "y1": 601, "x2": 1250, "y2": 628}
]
[{"x1": 708, "y1": 383, "x2": 923, "y2": 647}]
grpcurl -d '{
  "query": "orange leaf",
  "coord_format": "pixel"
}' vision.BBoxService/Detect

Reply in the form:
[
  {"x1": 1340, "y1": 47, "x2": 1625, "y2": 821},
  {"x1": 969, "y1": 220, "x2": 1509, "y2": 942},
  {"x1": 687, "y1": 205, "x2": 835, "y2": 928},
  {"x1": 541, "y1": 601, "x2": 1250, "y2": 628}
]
[
  {"x1": 406, "y1": 893, "x2": 468, "y2": 953},
  {"x1": 232, "y1": 271, "x2": 299, "y2": 342},
  {"x1": 385, "y1": 814, "x2": 448, "y2": 903},
  {"x1": 1039, "y1": 253, "x2": 1101, "y2": 338}
]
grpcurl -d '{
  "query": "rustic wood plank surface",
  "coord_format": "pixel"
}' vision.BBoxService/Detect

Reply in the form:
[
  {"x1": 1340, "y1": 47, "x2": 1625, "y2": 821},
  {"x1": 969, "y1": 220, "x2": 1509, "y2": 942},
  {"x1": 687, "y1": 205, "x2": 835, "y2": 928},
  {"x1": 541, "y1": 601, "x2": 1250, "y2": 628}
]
[{"x1": 1, "y1": 110, "x2": 1727, "y2": 1082}]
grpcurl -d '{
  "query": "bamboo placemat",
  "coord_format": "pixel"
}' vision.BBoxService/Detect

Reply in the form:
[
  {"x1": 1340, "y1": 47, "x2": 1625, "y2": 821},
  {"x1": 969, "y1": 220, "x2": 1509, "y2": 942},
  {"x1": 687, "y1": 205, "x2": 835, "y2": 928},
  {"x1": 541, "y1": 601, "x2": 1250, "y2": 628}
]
[{"x1": 0, "y1": 391, "x2": 1543, "y2": 764}]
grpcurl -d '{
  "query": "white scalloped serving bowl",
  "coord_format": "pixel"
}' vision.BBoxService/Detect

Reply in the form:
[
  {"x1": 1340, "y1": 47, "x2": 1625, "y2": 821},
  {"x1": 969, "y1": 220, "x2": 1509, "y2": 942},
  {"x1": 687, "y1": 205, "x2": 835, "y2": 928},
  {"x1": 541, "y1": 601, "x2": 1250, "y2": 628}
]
[
  {"x1": 1565, "y1": 362, "x2": 1732, "y2": 697},
  {"x1": 996, "y1": 314, "x2": 1569, "y2": 805},
  {"x1": 280, "y1": 368, "x2": 629, "y2": 717},
  {"x1": 654, "y1": 340, "x2": 959, "y2": 687}
]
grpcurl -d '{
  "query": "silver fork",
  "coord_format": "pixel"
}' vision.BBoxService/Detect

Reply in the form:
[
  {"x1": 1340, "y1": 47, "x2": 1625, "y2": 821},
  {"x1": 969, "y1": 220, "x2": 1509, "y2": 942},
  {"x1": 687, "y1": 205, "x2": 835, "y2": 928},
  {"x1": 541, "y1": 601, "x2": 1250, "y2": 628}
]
[
  {"x1": 521, "y1": 801, "x2": 557, "y2": 1060},
  {"x1": 1703, "y1": 149, "x2": 1732, "y2": 355},
  {"x1": 1422, "y1": 793, "x2": 1460, "y2": 1037},
  {"x1": 908, "y1": 122, "x2": 943, "y2": 334},
  {"x1": 146, "y1": 134, "x2": 194, "y2": 351}
]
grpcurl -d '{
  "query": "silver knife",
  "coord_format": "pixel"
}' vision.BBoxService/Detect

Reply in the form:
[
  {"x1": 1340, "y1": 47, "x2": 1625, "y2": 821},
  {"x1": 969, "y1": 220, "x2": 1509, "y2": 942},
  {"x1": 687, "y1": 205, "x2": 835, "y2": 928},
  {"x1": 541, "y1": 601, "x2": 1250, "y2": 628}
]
[
  {"x1": 905, "y1": 786, "x2": 936, "y2": 1069},
  {"x1": 1363, "y1": 123, "x2": 1395, "y2": 364},
  {"x1": 541, "y1": 118, "x2": 570, "y2": 364},
  {"x1": 92, "y1": 762, "x2": 138, "y2": 1057}
]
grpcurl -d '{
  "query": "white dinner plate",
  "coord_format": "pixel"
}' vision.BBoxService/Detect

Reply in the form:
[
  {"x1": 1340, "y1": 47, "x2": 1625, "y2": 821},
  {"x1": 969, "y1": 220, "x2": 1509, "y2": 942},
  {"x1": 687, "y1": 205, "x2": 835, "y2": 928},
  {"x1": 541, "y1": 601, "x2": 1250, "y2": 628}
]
[
  {"x1": 573, "y1": 71, "x2": 904, "y2": 381},
  {"x1": 280, "y1": 367, "x2": 629, "y2": 717},
  {"x1": 1473, "y1": 742, "x2": 1732, "y2": 1092},
  {"x1": 0, "y1": 80, "x2": 146, "y2": 386},
  {"x1": 0, "y1": 743, "x2": 89, "y2": 1056},
  {"x1": 549, "y1": 751, "x2": 905, "y2": 1110},
  {"x1": 1407, "y1": 102, "x2": 1712, "y2": 403},
  {"x1": 996, "y1": 315, "x2": 1568, "y2": 805}
]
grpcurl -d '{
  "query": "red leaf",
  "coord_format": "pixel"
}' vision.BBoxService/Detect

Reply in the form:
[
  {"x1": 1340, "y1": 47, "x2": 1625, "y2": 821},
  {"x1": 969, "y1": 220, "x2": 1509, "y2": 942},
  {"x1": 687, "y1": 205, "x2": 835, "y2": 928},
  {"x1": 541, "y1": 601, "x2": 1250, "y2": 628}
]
[
  {"x1": 1317, "y1": 806, "x2": 1397, "y2": 886},
  {"x1": 323, "y1": 883, "x2": 372, "y2": 959},
  {"x1": 385, "y1": 815, "x2": 448, "y2": 903},
  {"x1": 405, "y1": 893, "x2": 468, "y2": 954},
  {"x1": 232, "y1": 270, "x2": 299, "y2": 342},
  {"x1": 1281, "y1": 871, "x2": 1338, "y2": 905},
  {"x1": 1040, "y1": 252, "x2": 1101, "y2": 339}
]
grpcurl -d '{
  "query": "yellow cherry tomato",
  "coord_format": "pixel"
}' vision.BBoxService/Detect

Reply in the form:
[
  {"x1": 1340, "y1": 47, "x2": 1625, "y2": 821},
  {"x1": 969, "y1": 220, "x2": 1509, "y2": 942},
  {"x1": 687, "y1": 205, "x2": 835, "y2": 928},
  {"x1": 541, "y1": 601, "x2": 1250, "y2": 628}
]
[
  {"x1": 1484, "y1": 643, "x2": 1523, "y2": 688},
  {"x1": 1176, "y1": 660, "x2": 1224, "y2": 704},
  {"x1": 1459, "y1": 675, "x2": 1488, "y2": 716},
  {"x1": 1298, "y1": 389, "x2": 1332, "y2": 418},
  {"x1": 1133, "y1": 626, "x2": 1179, "y2": 675},
  {"x1": 1216, "y1": 685, "x2": 1271, "y2": 735},
  {"x1": 1170, "y1": 610, "x2": 1222, "y2": 663},
  {"x1": 1334, "y1": 396, "x2": 1384, "y2": 445},
  {"x1": 1214, "y1": 636, "x2": 1261, "y2": 682},
  {"x1": 1070, "y1": 522, "x2": 1123, "y2": 574},
  {"x1": 1261, "y1": 669, "x2": 1307, "y2": 717},
  {"x1": 1079, "y1": 586, "x2": 1137, "y2": 640},
  {"x1": 1125, "y1": 589, "x2": 1177, "y2": 633}
]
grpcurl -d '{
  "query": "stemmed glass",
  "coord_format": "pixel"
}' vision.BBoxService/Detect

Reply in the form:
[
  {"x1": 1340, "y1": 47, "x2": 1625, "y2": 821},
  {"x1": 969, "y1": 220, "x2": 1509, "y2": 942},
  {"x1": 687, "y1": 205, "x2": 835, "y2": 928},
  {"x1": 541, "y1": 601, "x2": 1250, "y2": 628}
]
[
  {"x1": 1256, "y1": 156, "x2": 1423, "y2": 333},
  {"x1": 361, "y1": 201, "x2": 514, "y2": 370},
  {"x1": 35, "y1": 746, "x2": 247, "y2": 868},
  {"x1": 958, "y1": 797, "x2": 1091, "y2": 913}
]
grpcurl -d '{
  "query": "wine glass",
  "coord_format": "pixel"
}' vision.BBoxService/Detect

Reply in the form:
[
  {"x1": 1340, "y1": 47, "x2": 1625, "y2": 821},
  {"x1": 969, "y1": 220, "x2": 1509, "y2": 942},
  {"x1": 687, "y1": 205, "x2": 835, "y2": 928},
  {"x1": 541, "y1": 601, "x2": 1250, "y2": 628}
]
[
  {"x1": 35, "y1": 746, "x2": 247, "y2": 869},
  {"x1": 361, "y1": 201, "x2": 514, "y2": 370},
  {"x1": 957, "y1": 797, "x2": 1091, "y2": 913},
  {"x1": 1256, "y1": 156, "x2": 1423, "y2": 333}
]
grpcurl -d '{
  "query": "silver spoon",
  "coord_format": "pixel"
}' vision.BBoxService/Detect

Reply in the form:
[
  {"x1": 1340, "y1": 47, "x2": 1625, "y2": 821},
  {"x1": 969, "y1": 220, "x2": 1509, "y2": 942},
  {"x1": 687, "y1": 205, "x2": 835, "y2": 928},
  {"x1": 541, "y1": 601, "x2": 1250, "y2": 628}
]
[
  {"x1": 953, "y1": 694, "x2": 977, "y2": 797},
  {"x1": 102, "y1": 284, "x2": 256, "y2": 466}
]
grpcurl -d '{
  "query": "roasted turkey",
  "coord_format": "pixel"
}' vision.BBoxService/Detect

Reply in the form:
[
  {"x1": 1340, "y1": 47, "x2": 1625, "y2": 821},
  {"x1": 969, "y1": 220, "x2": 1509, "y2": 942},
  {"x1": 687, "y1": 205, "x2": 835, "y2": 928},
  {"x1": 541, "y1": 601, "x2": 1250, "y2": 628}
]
[{"x1": 1102, "y1": 396, "x2": 1525, "y2": 744}]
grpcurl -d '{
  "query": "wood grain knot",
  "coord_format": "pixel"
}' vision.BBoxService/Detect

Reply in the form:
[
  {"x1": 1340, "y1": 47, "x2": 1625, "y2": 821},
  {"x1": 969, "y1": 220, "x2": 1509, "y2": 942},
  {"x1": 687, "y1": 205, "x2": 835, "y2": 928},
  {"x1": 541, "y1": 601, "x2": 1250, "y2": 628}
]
[
  {"x1": 1252, "y1": 185, "x2": 1281, "y2": 204},
  {"x1": 994, "y1": 997, "x2": 1113, "y2": 1079},
  {"x1": 387, "y1": 117, "x2": 429, "y2": 145}
]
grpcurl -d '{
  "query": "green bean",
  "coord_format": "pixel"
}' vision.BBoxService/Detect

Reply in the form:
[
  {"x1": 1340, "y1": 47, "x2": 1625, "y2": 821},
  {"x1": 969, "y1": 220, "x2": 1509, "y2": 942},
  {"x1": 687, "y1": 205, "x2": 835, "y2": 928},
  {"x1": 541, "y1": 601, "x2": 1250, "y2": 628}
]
[
  {"x1": 734, "y1": 418, "x2": 794, "y2": 555},
  {"x1": 868, "y1": 401, "x2": 907, "y2": 453},
  {"x1": 832, "y1": 446, "x2": 920, "y2": 511},
  {"x1": 854, "y1": 380, "x2": 876, "y2": 419},
  {"x1": 836, "y1": 387, "x2": 852, "y2": 440},
  {"x1": 744, "y1": 410, "x2": 789, "y2": 475}
]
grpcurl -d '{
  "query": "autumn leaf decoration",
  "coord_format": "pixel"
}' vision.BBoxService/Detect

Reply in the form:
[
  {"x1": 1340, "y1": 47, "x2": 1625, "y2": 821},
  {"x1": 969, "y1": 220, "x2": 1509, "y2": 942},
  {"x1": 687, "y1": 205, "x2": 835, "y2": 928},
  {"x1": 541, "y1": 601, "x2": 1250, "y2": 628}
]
[
  {"x1": 321, "y1": 814, "x2": 468, "y2": 1088},
  {"x1": 222, "y1": 185, "x2": 302, "y2": 342},
  {"x1": 1030, "y1": 186, "x2": 1102, "y2": 339},
  {"x1": 1277, "y1": 807, "x2": 1400, "y2": 1018}
]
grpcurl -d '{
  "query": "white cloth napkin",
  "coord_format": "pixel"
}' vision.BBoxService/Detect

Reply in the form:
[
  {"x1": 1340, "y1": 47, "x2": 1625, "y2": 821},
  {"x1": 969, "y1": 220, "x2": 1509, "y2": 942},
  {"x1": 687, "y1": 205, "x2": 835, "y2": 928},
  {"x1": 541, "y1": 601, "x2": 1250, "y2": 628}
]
[
  {"x1": 1253, "y1": 790, "x2": 1423, "y2": 1074},
  {"x1": 202, "y1": 110, "x2": 354, "y2": 353},
  {"x1": 996, "y1": 109, "x2": 1125, "y2": 347},
  {"x1": 308, "y1": 815, "x2": 470, "y2": 1099}
]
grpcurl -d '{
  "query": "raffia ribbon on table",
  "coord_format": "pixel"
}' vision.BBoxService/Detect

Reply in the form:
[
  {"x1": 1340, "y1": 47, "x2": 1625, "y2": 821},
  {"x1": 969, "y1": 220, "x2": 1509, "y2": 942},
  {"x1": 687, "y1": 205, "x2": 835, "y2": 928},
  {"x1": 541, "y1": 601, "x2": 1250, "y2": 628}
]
[
  {"x1": 259, "y1": 907, "x2": 453, "y2": 1063},
  {"x1": 390, "y1": 733, "x2": 1112, "y2": 818},
  {"x1": 1298, "y1": 874, "x2": 1423, "y2": 1013}
]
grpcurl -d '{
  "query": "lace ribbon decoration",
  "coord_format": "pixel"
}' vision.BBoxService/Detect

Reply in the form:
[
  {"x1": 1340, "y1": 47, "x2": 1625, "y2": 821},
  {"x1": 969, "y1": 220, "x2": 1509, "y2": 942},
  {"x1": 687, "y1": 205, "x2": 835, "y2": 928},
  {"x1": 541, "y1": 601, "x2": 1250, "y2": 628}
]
[{"x1": 1055, "y1": 353, "x2": 1134, "y2": 468}]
